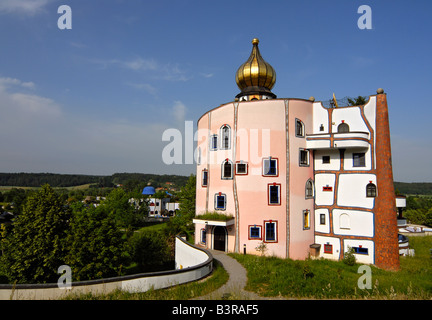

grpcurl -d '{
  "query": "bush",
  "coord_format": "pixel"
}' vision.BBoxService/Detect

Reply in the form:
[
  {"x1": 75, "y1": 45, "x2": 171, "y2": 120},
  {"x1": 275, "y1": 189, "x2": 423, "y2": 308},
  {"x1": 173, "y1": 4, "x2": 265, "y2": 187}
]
[
  {"x1": 343, "y1": 247, "x2": 356, "y2": 266},
  {"x1": 128, "y1": 230, "x2": 174, "y2": 272}
]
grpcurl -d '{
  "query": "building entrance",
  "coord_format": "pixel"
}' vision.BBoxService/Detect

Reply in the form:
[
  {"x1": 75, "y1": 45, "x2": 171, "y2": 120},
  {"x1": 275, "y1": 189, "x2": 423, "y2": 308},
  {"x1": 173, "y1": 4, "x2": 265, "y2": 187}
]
[{"x1": 213, "y1": 226, "x2": 226, "y2": 251}]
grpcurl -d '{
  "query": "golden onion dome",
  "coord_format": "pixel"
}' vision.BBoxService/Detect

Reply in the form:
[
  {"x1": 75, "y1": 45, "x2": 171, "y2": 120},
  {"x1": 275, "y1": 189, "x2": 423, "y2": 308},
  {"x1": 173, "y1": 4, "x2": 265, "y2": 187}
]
[{"x1": 235, "y1": 38, "x2": 276, "y2": 100}]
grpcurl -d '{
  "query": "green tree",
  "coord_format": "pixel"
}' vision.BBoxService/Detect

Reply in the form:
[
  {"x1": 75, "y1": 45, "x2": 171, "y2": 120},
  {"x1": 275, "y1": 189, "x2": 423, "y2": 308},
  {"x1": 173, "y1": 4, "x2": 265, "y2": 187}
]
[
  {"x1": 347, "y1": 96, "x2": 368, "y2": 106},
  {"x1": 127, "y1": 230, "x2": 173, "y2": 272},
  {"x1": 0, "y1": 185, "x2": 70, "y2": 283},
  {"x1": 101, "y1": 188, "x2": 139, "y2": 230},
  {"x1": 65, "y1": 202, "x2": 126, "y2": 281},
  {"x1": 166, "y1": 174, "x2": 196, "y2": 239}
]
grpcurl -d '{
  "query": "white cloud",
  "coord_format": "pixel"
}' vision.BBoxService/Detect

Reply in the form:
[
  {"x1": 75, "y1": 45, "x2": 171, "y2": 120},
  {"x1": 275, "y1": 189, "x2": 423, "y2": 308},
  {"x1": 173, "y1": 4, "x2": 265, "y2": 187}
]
[
  {"x1": 91, "y1": 57, "x2": 190, "y2": 82},
  {"x1": 0, "y1": 76, "x2": 193, "y2": 176},
  {"x1": 0, "y1": 0, "x2": 52, "y2": 15},
  {"x1": 0, "y1": 77, "x2": 35, "y2": 89},
  {"x1": 172, "y1": 101, "x2": 187, "y2": 123},
  {"x1": 127, "y1": 82, "x2": 158, "y2": 96}
]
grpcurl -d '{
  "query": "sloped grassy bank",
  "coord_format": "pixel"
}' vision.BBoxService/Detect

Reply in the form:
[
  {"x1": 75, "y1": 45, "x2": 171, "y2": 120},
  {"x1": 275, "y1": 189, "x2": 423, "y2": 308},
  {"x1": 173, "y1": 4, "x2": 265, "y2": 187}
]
[{"x1": 230, "y1": 236, "x2": 432, "y2": 299}]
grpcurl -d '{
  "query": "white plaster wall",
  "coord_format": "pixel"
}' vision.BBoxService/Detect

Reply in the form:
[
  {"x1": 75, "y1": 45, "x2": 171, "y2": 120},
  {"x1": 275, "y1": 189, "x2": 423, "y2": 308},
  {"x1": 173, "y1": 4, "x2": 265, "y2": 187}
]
[
  {"x1": 315, "y1": 235, "x2": 341, "y2": 261},
  {"x1": 337, "y1": 173, "x2": 376, "y2": 209},
  {"x1": 332, "y1": 106, "x2": 369, "y2": 133},
  {"x1": 314, "y1": 208, "x2": 330, "y2": 233},
  {"x1": 332, "y1": 209, "x2": 374, "y2": 237},
  {"x1": 343, "y1": 239, "x2": 375, "y2": 264},
  {"x1": 314, "y1": 149, "x2": 340, "y2": 171},
  {"x1": 315, "y1": 173, "x2": 335, "y2": 206},
  {"x1": 312, "y1": 102, "x2": 329, "y2": 134},
  {"x1": 343, "y1": 148, "x2": 372, "y2": 171}
]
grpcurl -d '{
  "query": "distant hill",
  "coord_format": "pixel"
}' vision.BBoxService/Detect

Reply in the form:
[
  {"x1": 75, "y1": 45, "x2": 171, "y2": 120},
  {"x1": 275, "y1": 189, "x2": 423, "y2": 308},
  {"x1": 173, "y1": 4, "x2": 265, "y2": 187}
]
[
  {"x1": 0, "y1": 173, "x2": 430, "y2": 195},
  {"x1": 394, "y1": 182, "x2": 432, "y2": 196},
  {"x1": 0, "y1": 172, "x2": 190, "y2": 189}
]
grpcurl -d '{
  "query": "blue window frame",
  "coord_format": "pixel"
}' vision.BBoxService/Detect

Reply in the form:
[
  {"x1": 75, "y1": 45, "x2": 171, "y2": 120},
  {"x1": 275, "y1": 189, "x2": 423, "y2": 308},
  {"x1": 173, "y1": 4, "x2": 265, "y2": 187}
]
[
  {"x1": 201, "y1": 228, "x2": 206, "y2": 244},
  {"x1": 353, "y1": 246, "x2": 369, "y2": 255},
  {"x1": 249, "y1": 225, "x2": 262, "y2": 240},
  {"x1": 214, "y1": 193, "x2": 226, "y2": 210}
]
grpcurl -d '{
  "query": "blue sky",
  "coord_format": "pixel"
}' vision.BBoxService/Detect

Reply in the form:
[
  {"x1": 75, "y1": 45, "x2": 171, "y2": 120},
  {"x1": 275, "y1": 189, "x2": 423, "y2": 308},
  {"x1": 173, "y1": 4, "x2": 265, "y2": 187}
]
[{"x1": 0, "y1": 0, "x2": 431, "y2": 182}]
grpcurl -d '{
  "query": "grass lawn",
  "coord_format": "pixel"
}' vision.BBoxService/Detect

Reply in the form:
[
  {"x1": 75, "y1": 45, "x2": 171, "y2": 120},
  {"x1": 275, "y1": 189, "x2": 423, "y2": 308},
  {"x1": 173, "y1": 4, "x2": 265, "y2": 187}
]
[{"x1": 230, "y1": 235, "x2": 432, "y2": 299}]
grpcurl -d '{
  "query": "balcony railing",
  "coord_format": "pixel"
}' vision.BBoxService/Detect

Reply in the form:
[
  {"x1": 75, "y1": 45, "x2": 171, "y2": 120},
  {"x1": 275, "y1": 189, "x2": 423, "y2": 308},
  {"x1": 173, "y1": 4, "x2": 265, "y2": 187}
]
[{"x1": 306, "y1": 131, "x2": 370, "y2": 150}]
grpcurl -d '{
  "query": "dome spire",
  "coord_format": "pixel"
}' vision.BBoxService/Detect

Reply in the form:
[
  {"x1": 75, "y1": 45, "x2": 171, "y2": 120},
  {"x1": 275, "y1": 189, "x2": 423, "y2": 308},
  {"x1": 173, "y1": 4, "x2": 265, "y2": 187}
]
[{"x1": 235, "y1": 38, "x2": 277, "y2": 101}]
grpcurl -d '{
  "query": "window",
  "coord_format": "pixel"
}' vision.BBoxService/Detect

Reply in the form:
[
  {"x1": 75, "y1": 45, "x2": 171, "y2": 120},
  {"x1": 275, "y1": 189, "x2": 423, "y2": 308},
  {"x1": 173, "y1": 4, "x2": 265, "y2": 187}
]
[
  {"x1": 220, "y1": 125, "x2": 231, "y2": 150},
  {"x1": 299, "y1": 149, "x2": 309, "y2": 166},
  {"x1": 324, "y1": 244, "x2": 333, "y2": 254},
  {"x1": 235, "y1": 161, "x2": 248, "y2": 175},
  {"x1": 214, "y1": 193, "x2": 226, "y2": 210},
  {"x1": 249, "y1": 225, "x2": 262, "y2": 240},
  {"x1": 305, "y1": 179, "x2": 314, "y2": 199},
  {"x1": 353, "y1": 246, "x2": 369, "y2": 255},
  {"x1": 268, "y1": 183, "x2": 281, "y2": 205},
  {"x1": 264, "y1": 221, "x2": 277, "y2": 242},
  {"x1": 296, "y1": 119, "x2": 305, "y2": 137},
  {"x1": 200, "y1": 228, "x2": 207, "y2": 244},
  {"x1": 322, "y1": 155, "x2": 330, "y2": 164},
  {"x1": 353, "y1": 152, "x2": 366, "y2": 167},
  {"x1": 303, "y1": 210, "x2": 310, "y2": 230},
  {"x1": 320, "y1": 214, "x2": 326, "y2": 225},
  {"x1": 366, "y1": 182, "x2": 377, "y2": 197},
  {"x1": 221, "y1": 159, "x2": 233, "y2": 179},
  {"x1": 202, "y1": 169, "x2": 208, "y2": 187},
  {"x1": 340, "y1": 213, "x2": 350, "y2": 230},
  {"x1": 210, "y1": 134, "x2": 218, "y2": 151},
  {"x1": 338, "y1": 122, "x2": 350, "y2": 133},
  {"x1": 263, "y1": 157, "x2": 278, "y2": 176}
]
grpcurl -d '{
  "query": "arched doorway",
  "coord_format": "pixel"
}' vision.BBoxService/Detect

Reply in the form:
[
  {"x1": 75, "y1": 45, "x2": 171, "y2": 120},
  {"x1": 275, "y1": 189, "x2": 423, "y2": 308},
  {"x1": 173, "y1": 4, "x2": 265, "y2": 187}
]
[{"x1": 213, "y1": 226, "x2": 226, "y2": 251}]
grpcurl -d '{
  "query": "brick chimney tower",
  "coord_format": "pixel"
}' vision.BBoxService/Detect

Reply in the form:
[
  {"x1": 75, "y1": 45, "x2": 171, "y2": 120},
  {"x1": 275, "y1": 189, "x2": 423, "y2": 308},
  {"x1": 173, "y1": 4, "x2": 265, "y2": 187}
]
[{"x1": 373, "y1": 88, "x2": 400, "y2": 270}]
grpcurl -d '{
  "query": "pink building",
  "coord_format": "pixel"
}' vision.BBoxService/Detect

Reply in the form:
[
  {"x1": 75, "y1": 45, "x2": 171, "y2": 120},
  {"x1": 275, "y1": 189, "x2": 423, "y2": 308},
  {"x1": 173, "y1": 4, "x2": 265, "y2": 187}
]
[{"x1": 193, "y1": 38, "x2": 400, "y2": 270}]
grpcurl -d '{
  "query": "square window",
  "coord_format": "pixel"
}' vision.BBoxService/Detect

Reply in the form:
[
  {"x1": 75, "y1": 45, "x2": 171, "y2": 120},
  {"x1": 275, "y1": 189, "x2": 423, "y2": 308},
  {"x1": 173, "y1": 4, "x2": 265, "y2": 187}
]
[
  {"x1": 264, "y1": 221, "x2": 277, "y2": 242},
  {"x1": 353, "y1": 152, "x2": 366, "y2": 167},
  {"x1": 324, "y1": 244, "x2": 333, "y2": 254},
  {"x1": 249, "y1": 225, "x2": 262, "y2": 240},
  {"x1": 322, "y1": 156, "x2": 330, "y2": 164},
  {"x1": 299, "y1": 149, "x2": 309, "y2": 166},
  {"x1": 263, "y1": 158, "x2": 278, "y2": 176},
  {"x1": 268, "y1": 184, "x2": 281, "y2": 205},
  {"x1": 214, "y1": 193, "x2": 226, "y2": 210},
  {"x1": 235, "y1": 162, "x2": 248, "y2": 175}
]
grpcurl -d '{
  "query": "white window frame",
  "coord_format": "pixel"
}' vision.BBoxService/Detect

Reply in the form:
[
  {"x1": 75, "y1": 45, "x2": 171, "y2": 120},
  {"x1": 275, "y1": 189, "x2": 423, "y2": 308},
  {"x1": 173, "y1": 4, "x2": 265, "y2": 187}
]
[
  {"x1": 220, "y1": 125, "x2": 231, "y2": 150},
  {"x1": 235, "y1": 161, "x2": 248, "y2": 175},
  {"x1": 262, "y1": 157, "x2": 278, "y2": 176},
  {"x1": 210, "y1": 134, "x2": 218, "y2": 151}
]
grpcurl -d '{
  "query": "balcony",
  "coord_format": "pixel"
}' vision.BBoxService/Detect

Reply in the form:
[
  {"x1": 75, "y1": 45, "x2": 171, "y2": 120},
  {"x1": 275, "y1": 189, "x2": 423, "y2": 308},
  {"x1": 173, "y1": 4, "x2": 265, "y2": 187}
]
[{"x1": 306, "y1": 131, "x2": 370, "y2": 150}]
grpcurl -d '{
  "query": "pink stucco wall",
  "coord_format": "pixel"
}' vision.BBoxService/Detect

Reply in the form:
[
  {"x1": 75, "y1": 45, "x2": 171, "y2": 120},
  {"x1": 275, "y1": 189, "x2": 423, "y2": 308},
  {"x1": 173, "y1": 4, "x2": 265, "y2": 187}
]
[{"x1": 195, "y1": 98, "x2": 315, "y2": 259}]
